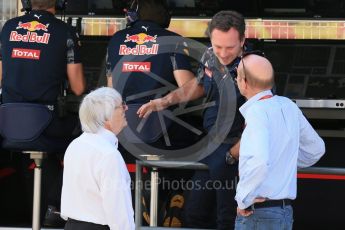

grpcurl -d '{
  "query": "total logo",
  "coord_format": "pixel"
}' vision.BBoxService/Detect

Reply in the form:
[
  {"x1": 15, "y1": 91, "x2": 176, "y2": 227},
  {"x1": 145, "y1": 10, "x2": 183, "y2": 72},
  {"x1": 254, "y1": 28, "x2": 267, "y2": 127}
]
[
  {"x1": 12, "y1": 48, "x2": 41, "y2": 60},
  {"x1": 122, "y1": 62, "x2": 151, "y2": 72},
  {"x1": 119, "y1": 33, "x2": 159, "y2": 55},
  {"x1": 9, "y1": 21, "x2": 50, "y2": 44}
]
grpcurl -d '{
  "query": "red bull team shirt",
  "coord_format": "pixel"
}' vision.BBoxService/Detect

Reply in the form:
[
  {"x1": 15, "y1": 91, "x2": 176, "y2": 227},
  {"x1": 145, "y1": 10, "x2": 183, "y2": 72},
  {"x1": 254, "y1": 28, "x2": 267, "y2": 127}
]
[
  {"x1": 106, "y1": 20, "x2": 192, "y2": 104},
  {"x1": 0, "y1": 10, "x2": 81, "y2": 104}
]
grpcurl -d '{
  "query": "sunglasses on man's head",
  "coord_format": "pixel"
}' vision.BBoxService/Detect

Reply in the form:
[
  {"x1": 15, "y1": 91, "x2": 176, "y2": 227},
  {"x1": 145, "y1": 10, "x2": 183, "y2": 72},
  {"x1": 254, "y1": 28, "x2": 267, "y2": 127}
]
[{"x1": 236, "y1": 50, "x2": 265, "y2": 83}]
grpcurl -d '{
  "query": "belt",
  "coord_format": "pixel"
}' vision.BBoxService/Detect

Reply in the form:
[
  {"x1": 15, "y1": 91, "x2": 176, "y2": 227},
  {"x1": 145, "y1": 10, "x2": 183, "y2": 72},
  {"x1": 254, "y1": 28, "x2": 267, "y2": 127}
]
[
  {"x1": 245, "y1": 199, "x2": 292, "y2": 211},
  {"x1": 67, "y1": 218, "x2": 110, "y2": 229}
]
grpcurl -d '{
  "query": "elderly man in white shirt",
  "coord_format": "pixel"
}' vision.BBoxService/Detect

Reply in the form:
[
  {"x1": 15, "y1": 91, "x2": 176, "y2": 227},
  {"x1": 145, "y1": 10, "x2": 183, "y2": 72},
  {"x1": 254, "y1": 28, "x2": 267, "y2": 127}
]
[
  {"x1": 61, "y1": 87, "x2": 135, "y2": 230},
  {"x1": 234, "y1": 53, "x2": 325, "y2": 230}
]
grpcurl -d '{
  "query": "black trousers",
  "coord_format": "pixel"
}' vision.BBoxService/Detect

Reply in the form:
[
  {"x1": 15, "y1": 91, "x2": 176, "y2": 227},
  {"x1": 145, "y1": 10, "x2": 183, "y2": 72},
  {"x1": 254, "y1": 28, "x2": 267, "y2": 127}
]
[
  {"x1": 184, "y1": 143, "x2": 238, "y2": 230},
  {"x1": 65, "y1": 218, "x2": 110, "y2": 230}
]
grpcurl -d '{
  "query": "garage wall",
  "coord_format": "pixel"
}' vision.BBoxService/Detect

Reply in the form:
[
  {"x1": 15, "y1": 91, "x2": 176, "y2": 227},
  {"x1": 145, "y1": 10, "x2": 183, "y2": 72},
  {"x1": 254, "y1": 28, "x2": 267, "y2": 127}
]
[{"x1": 0, "y1": 0, "x2": 18, "y2": 30}]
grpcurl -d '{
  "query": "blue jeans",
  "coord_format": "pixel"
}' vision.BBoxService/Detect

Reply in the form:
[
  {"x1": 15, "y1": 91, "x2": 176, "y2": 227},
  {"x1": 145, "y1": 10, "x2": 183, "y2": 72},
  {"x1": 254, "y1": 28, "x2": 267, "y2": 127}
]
[{"x1": 235, "y1": 205, "x2": 293, "y2": 230}]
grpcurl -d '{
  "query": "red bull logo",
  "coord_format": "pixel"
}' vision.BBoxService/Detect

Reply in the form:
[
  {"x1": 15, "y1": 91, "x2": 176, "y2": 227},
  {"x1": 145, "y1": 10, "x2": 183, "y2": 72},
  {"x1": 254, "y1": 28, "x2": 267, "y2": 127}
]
[
  {"x1": 124, "y1": 33, "x2": 157, "y2": 44},
  {"x1": 119, "y1": 44, "x2": 159, "y2": 55},
  {"x1": 10, "y1": 21, "x2": 51, "y2": 44},
  {"x1": 10, "y1": 31, "x2": 50, "y2": 44},
  {"x1": 121, "y1": 33, "x2": 159, "y2": 55},
  {"x1": 16, "y1": 21, "x2": 49, "y2": 32}
]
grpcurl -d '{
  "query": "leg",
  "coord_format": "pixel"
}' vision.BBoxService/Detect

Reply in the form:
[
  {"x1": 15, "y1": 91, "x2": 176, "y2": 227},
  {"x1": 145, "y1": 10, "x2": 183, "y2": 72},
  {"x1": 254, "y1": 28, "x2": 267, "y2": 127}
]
[
  {"x1": 183, "y1": 170, "x2": 217, "y2": 228},
  {"x1": 42, "y1": 153, "x2": 66, "y2": 227},
  {"x1": 206, "y1": 143, "x2": 238, "y2": 230},
  {"x1": 42, "y1": 113, "x2": 79, "y2": 226},
  {"x1": 234, "y1": 206, "x2": 294, "y2": 230}
]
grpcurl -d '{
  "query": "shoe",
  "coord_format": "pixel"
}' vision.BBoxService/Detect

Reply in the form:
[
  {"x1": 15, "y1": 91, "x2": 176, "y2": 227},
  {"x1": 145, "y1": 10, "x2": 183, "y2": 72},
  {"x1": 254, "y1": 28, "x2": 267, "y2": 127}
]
[
  {"x1": 163, "y1": 194, "x2": 184, "y2": 227},
  {"x1": 142, "y1": 196, "x2": 150, "y2": 225},
  {"x1": 43, "y1": 205, "x2": 66, "y2": 227},
  {"x1": 142, "y1": 195, "x2": 168, "y2": 226}
]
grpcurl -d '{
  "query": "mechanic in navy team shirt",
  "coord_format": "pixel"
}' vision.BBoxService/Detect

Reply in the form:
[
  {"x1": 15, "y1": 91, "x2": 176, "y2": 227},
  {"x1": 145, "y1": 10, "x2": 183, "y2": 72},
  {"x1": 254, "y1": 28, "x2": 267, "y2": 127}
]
[
  {"x1": 106, "y1": 0, "x2": 195, "y2": 149},
  {"x1": 106, "y1": 0, "x2": 196, "y2": 225},
  {"x1": 0, "y1": 0, "x2": 85, "y2": 226},
  {"x1": 106, "y1": 0, "x2": 194, "y2": 104}
]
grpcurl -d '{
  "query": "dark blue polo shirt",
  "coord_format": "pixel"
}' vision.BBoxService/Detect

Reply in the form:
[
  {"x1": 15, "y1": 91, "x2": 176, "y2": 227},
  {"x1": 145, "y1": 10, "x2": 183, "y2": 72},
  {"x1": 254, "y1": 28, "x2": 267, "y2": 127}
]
[
  {"x1": 0, "y1": 10, "x2": 81, "y2": 104},
  {"x1": 197, "y1": 47, "x2": 245, "y2": 140},
  {"x1": 106, "y1": 20, "x2": 191, "y2": 104}
]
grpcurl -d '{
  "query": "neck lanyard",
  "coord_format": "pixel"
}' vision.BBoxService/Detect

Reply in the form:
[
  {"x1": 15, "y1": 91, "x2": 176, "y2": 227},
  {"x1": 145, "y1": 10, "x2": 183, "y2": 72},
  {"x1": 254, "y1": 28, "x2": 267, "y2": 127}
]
[
  {"x1": 243, "y1": 94, "x2": 273, "y2": 128},
  {"x1": 258, "y1": 95, "x2": 273, "y2": 101}
]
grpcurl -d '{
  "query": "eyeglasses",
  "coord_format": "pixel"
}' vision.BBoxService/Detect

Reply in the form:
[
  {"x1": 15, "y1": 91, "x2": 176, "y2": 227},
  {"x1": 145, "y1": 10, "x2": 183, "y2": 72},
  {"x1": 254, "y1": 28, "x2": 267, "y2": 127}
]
[
  {"x1": 237, "y1": 50, "x2": 265, "y2": 84},
  {"x1": 116, "y1": 101, "x2": 127, "y2": 110}
]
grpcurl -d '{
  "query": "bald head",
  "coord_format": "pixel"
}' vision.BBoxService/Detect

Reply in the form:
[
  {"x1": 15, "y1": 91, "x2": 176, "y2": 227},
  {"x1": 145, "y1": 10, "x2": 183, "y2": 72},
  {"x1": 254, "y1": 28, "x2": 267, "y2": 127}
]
[{"x1": 238, "y1": 54, "x2": 274, "y2": 91}]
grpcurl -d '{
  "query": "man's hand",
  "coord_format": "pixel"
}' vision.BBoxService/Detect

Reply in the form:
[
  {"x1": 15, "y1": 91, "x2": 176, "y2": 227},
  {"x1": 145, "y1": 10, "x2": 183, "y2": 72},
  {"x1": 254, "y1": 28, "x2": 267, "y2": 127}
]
[
  {"x1": 237, "y1": 207, "x2": 253, "y2": 217},
  {"x1": 137, "y1": 98, "x2": 167, "y2": 118},
  {"x1": 229, "y1": 139, "x2": 240, "y2": 160},
  {"x1": 237, "y1": 198, "x2": 266, "y2": 217}
]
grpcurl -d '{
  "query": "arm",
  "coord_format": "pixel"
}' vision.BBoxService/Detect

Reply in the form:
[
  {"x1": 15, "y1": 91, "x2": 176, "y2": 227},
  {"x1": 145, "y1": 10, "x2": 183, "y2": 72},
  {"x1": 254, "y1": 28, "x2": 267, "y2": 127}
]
[
  {"x1": 0, "y1": 60, "x2": 2, "y2": 87},
  {"x1": 0, "y1": 35, "x2": 2, "y2": 87},
  {"x1": 0, "y1": 38, "x2": 2, "y2": 87},
  {"x1": 235, "y1": 109, "x2": 269, "y2": 209},
  {"x1": 105, "y1": 48, "x2": 113, "y2": 87},
  {"x1": 137, "y1": 77, "x2": 204, "y2": 118},
  {"x1": 137, "y1": 40, "x2": 205, "y2": 117},
  {"x1": 67, "y1": 63, "x2": 85, "y2": 96},
  {"x1": 107, "y1": 75, "x2": 113, "y2": 87},
  {"x1": 66, "y1": 28, "x2": 85, "y2": 96},
  {"x1": 297, "y1": 110, "x2": 325, "y2": 168},
  {"x1": 100, "y1": 152, "x2": 135, "y2": 230},
  {"x1": 173, "y1": 69, "x2": 195, "y2": 87}
]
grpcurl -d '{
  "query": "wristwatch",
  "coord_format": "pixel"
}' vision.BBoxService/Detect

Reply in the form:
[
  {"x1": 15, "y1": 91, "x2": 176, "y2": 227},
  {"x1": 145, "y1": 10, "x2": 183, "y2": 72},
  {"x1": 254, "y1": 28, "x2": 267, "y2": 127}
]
[{"x1": 225, "y1": 152, "x2": 237, "y2": 165}]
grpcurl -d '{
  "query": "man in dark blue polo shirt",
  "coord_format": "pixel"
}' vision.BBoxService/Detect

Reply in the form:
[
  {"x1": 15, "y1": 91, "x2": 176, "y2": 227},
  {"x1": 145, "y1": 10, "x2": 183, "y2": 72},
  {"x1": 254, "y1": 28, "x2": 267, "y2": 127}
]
[{"x1": 0, "y1": 0, "x2": 85, "y2": 225}]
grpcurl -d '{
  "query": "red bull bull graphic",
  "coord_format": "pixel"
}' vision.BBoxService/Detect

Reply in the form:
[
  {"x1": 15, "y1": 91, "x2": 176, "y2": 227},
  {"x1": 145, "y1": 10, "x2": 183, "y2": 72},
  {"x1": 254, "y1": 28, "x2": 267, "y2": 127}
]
[
  {"x1": 124, "y1": 34, "x2": 140, "y2": 43},
  {"x1": 11, "y1": 48, "x2": 41, "y2": 60},
  {"x1": 120, "y1": 33, "x2": 159, "y2": 55},
  {"x1": 10, "y1": 21, "x2": 50, "y2": 44},
  {"x1": 16, "y1": 21, "x2": 49, "y2": 32}
]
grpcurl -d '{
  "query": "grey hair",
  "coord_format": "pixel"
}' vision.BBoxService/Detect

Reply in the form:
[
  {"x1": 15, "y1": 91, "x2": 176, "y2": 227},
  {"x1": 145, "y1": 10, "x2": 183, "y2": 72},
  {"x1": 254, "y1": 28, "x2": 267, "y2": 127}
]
[{"x1": 79, "y1": 87, "x2": 122, "y2": 133}]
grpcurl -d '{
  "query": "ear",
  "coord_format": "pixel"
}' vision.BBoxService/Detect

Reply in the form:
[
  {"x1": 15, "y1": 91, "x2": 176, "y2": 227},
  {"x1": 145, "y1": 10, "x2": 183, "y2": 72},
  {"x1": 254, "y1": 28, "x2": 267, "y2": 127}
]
[
  {"x1": 240, "y1": 37, "x2": 245, "y2": 49},
  {"x1": 104, "y1": 120, "x2": 111, "y2": 131},
  {"x1": 243, "y1": 77, "x2": 249, "y2": 91}
]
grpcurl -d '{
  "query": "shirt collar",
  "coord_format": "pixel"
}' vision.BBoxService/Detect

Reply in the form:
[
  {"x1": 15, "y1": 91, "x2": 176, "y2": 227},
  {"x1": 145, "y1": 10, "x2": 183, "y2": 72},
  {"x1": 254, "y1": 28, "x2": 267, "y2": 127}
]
[
  {"x1": 133, "y1": 20, "x2": 162, "y2": 29},
  {"x1": 96, "y1": 127, "x2": 118, "y2": 148},
  {"x1": 29, "y1": 10, "x2": 55, "y2": 18},
  {"x1": 239, "y1": 90, "x2": 273, "y2": 117}
]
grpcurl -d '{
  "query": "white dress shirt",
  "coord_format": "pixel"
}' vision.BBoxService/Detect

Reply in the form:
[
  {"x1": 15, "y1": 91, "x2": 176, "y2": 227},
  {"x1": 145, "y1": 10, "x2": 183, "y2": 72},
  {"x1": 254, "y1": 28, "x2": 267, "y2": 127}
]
[
  {"x1": 235, "y1": 90, "x2": 325, "y2": 209},
  {"x1": 61, "y1": 128, "x2": 135, "y2": 230}
]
